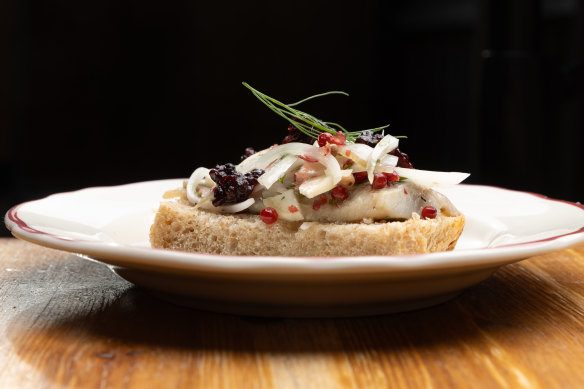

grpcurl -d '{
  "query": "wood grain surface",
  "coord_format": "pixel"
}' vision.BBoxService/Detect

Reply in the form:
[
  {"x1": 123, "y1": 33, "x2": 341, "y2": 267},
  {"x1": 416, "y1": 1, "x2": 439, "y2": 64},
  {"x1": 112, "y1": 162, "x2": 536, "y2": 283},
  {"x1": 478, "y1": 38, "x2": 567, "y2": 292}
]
[{"x1": 1, "y1": 238, "x2": 584, "y2": 388}]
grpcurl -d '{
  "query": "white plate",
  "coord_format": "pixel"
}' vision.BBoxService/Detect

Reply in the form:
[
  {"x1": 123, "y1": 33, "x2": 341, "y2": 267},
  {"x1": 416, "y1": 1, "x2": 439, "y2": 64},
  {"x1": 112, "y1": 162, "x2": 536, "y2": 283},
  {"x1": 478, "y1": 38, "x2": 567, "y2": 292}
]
[{"x1": 5, "y1": 180, "x2": 584, "y2": 317}]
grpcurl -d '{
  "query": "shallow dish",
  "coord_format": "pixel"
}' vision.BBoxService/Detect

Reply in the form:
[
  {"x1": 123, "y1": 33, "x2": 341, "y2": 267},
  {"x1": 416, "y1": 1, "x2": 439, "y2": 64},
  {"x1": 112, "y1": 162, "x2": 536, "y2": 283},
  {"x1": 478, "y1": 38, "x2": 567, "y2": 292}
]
[{"x1": 5, "y1": 180, "x2": 584, "y2": 317}]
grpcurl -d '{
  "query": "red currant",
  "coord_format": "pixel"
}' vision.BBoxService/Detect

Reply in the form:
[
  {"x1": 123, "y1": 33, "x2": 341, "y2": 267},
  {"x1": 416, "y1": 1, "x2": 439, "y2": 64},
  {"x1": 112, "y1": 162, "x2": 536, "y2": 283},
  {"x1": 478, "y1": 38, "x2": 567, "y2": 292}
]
[
  {"x1": 331, "y1": 131, "x2": 346, "y2": 145},
  {"x1": 318, "y1": 132, "x2": 334, "y2": 147},
  {"x1": 331, "y1": 185, "x2": 349, "y2": 201},
  {"x1": 312, "y1": 194, "x2": 328, "y2": 211},
  {"x1": 382, "y1": 171, "x2": 400, "y2": 184},
  {"x1": 421, "y1": 206, "x2": 437, "y2": 219},
  {"x1": 260, "y1": 207, "x2": 278, "y2": 224},
  {"x1": 371, "y1": 173, "x2": 387, "y2": 189},
  {"x1": 353, "y1": 171, "x2": 368, "y2": 183}
]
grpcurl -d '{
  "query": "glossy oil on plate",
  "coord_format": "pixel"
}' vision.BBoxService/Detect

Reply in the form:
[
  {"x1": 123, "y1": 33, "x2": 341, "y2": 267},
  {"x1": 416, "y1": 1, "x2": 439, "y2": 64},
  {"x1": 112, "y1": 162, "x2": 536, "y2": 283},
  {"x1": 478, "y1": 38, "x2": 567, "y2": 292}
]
[{"x1": 5, "y1": 179, "x2": 584, "y2": 317}]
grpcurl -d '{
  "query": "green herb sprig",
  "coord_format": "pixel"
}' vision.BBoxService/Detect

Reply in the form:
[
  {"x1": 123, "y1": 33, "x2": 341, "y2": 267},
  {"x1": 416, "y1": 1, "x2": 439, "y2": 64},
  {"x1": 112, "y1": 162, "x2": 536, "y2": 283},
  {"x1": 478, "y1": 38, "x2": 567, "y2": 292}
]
[{"x1": 242, "y1": 82, "x2": 390, "y2": 142}]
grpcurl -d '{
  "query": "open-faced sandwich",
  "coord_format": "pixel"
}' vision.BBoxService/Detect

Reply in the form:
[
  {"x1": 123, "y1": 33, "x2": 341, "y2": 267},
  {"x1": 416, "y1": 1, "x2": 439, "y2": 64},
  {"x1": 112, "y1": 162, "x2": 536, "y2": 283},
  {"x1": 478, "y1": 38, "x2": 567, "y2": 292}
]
[{"x1": 150, "y1": 83, "x2": 469, "y2": 256}]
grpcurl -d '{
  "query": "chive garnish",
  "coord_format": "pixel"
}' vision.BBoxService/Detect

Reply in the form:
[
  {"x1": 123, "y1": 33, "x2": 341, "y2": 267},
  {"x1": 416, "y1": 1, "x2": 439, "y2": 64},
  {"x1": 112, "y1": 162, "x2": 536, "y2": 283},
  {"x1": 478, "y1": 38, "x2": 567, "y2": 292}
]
[{"x1": 242, "y1": 82, "x2": 389, "y2": 142}]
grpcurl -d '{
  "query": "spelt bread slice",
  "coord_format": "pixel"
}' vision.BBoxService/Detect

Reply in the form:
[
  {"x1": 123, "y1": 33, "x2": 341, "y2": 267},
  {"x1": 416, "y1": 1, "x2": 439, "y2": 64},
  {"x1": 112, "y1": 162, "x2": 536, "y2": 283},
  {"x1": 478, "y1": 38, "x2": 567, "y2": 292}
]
[{"x1": 149, "y1": 196, "x2": 465, "y2": 257}]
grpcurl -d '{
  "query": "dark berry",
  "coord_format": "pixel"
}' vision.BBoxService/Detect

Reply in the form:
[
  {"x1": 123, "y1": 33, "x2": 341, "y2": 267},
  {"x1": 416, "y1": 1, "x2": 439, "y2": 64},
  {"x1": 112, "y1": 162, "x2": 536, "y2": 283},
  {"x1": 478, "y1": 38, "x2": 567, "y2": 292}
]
[
  {"x1": 390, "y1": 148, "x2": 414, "y2": 169},
  {"x1": 209, "y1": 163, "x2": 264, "y2": 206},
  {"x1": 240, "y1": 147, "x2": 256, "y2": 161},
  {"x1": 282, "y1": 124, "x2": 313, "y2": 144},
  {"x1": 355, "y1": 130, "x2": 384, "y2": 147}
]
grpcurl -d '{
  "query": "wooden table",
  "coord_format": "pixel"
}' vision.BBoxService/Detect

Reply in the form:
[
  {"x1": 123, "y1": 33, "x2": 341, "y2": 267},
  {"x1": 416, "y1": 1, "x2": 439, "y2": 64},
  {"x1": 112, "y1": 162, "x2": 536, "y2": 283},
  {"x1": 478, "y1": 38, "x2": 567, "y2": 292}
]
[{"x1": 1, "y1": 238, "x2": 584, "y2": 388}]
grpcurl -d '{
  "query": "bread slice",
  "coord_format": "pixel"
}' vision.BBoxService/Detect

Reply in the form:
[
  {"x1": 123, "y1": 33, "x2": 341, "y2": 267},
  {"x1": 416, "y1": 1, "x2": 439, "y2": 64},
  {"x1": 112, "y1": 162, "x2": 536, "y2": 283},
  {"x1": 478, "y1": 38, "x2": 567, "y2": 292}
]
[{"x1": 149, "y1": 194, "x2": 465, "y2": 257}]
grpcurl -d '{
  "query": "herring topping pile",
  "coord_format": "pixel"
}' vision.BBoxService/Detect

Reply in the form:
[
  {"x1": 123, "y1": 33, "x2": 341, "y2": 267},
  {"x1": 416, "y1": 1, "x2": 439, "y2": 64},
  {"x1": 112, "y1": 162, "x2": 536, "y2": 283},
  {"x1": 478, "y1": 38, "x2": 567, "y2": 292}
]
[{"x1": 184, "y1": 83, "x2": 469, "y2": 224}]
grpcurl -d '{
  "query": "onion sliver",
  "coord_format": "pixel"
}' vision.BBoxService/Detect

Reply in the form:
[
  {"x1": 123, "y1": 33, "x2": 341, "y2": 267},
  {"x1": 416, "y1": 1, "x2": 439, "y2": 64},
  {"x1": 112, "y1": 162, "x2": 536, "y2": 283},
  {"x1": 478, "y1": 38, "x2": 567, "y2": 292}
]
[
  {"x1": 367, "y1": 135, "x2": 399, "y2": 183},
  {"x1": 395, "y1": 167, "x2": 470, "y2": 187},
  {"x1": 299, "y1": 175, "x2": 335, "y2": 199},
  {"x1": 236, "y1": 148, "x2": 269, "y2": 173},
  {"x1": 380, "y1": 154, "x2": 398, "y2": 166},
  {"x1": 258, "y1": 154, "x2": 297, "y2": 190},
  {"x1": 238, "y1": 143, "x2": 315, "y2": 172},
  {"x1": 186, "y1": 167, "x2": 213, "y2": 204},
  {"x1": 319, "y1": 152, "x2": 342, "y2": 185},
  {"x1": 218, "y1": 198, "x2": 256, "y2": 213},
  {"x1": 343, "y1": 143, "x2": 374, "y2": 167},
  {"x1": 376, "y1": 154, "x2": 399, "y2": 172}
]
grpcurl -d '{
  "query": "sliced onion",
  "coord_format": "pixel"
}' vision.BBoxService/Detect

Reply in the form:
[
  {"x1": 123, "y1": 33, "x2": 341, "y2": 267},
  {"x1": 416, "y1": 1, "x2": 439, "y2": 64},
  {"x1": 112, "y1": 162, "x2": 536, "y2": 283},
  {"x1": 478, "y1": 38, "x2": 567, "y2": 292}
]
[
  {"x1": 236, "y1": 148, "x2": 270, "y2": 173},
  {"x1": 217, "y1": 198, "x2": 256, "y2": 213},
  {"x1": 343, "y1": 143, "x2": 374, "y2": 167},
  {"x1": 260, "y1": 181, "x2": 288, "y2": 198},
  {"x1": 319, "y1": 151, "x2": 342, "y2": 185},
  {"x1": 238, "y1": 143, "x2": 315, "y2": 172},
  {"x1": 298, "y1": 175, "x2": 335, "y2": 199},
  {"x1": 395, "y1": 167, "x2": 470, "y2": 187},
  {"x1": 257, "y1": 154, "x2": 298, "y2": 190},
  {"x1": 298, "y1": 169, "x2": 350, "y2": 198},
  {"x1": 186, "y1": 167, "x2": 214, "y2": 204},
  {"x1": 367, "y1": 135, "x2": 399, "y2": 183},
  {"x1": 375, "y1": 154, "x2": 399, "y2": 173},
  {"x1": 380, "y1": 154, "x2": 398, "y2": 166}
]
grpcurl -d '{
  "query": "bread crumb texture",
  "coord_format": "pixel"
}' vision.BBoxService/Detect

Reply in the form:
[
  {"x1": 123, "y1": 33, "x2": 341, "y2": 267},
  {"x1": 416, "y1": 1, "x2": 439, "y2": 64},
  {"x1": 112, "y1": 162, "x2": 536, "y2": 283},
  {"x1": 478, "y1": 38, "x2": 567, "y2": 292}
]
[{"x1": 149, "y1": 198, "x2": 465, "y2": 256}]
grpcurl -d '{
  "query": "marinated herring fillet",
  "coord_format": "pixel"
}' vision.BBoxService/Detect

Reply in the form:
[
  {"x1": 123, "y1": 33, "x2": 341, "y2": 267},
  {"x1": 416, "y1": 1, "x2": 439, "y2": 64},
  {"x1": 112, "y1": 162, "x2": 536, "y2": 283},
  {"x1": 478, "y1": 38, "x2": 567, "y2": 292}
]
[{"x1": 150, "y1": 190, "x2": 465, "y2": 256}]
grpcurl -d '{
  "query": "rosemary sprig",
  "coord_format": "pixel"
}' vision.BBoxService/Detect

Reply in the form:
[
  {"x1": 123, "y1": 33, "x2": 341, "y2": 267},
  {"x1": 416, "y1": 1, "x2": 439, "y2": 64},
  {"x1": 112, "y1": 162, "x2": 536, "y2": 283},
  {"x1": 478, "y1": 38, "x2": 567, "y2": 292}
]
[{"x1": 242, "y1": 82, "x2": 390, "y2": 142}]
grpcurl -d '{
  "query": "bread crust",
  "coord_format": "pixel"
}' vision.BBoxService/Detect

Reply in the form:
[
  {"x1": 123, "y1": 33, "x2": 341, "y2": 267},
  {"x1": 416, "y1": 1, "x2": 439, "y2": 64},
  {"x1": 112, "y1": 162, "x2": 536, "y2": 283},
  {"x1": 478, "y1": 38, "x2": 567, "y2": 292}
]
[{"x1": 149, "y1": 196, "x2": 465, "y2": 257}]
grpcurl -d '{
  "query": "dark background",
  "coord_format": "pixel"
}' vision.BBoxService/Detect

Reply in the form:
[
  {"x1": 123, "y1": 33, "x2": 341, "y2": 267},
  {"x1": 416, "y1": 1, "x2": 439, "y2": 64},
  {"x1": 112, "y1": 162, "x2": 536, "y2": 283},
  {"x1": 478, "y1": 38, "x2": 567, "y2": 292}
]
[{"x1": 2, "y1": 0, "x2": 583, "y2": 236}]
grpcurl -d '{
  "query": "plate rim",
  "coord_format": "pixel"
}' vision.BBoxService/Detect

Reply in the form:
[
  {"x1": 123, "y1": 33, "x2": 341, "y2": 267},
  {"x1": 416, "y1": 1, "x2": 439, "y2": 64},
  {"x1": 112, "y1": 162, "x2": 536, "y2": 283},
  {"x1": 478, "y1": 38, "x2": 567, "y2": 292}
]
[{"x1": 4, "y1": 181, "x2": 584, "y2": 276}]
